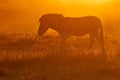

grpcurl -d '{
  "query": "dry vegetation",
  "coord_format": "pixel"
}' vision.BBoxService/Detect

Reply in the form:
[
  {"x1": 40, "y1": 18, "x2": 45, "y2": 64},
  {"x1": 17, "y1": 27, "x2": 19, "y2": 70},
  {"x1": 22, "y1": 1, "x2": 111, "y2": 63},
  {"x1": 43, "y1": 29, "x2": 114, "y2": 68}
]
[{"x1": 0, "y1": 32, "x2": 120, "y2": 80}]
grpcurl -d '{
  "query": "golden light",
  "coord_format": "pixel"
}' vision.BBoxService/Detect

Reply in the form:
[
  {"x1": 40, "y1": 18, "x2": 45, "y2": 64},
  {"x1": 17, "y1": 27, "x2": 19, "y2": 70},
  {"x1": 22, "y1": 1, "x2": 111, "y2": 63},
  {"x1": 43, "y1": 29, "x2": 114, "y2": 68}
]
[{"x1": 60, "y1": 0, "x2": 111, "y2": 5}]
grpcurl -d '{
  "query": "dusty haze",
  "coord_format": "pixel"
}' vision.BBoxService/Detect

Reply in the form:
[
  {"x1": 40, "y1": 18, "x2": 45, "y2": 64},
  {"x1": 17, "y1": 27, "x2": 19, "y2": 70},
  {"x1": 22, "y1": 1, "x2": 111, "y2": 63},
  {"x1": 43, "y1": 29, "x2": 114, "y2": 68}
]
[{"x1": 0, "y1": 0, "x2": 120, "y2": 33}]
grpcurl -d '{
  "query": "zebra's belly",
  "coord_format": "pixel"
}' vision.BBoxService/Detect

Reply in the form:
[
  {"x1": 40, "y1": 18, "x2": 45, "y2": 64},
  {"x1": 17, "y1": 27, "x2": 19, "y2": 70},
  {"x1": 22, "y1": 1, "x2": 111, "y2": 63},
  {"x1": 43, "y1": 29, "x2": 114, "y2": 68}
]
[
  {"x1": 60, "y1": 30, "x2": 88, "y2": 37},
  {"x1": 72, "y1": 31, "x2": 88, "y2": 36}
]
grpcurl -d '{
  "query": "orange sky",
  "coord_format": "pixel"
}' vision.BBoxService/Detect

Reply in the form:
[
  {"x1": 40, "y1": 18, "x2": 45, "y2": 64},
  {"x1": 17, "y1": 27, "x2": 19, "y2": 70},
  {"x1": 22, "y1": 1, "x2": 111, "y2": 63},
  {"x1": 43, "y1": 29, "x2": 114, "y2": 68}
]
[{"x1": 0, "y1": 0, "x2": 120, "y2": 33}]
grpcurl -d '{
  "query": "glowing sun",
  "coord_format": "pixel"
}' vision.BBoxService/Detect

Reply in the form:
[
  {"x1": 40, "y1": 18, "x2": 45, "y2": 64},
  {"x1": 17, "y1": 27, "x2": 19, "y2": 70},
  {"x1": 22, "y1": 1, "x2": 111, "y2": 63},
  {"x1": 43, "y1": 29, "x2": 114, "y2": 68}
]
[{"x1": 60, "y1": 0, "x2": 111, "y2": 5}]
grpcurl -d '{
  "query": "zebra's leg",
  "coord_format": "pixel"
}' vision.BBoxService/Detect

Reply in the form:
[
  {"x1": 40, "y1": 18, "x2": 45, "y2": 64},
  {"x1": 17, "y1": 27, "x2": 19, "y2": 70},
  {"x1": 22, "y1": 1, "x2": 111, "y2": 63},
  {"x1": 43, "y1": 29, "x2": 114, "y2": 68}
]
[
  {"x1": 59, "y1": 36, "x2": 68, "y2": 55},
  {"x1": 87, "y1": 33, "x2": 94, "y2": 50},
  {"x1": 95, "y1": 32, "x2": 106, "y2": 55}
]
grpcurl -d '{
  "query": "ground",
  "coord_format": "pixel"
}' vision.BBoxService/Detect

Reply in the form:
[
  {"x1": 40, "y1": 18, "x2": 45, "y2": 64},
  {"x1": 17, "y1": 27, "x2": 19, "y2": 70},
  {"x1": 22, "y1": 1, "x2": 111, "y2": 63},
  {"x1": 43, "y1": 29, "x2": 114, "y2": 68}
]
[{"x1": 0, "y1": 32, "x2": 120, "y2": 80}]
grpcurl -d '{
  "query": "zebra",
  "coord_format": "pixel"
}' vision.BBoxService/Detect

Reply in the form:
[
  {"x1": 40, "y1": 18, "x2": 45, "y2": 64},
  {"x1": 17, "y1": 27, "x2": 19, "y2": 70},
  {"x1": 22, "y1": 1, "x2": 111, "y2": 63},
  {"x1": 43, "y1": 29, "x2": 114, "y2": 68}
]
[{"x1": 38, "y1": 14, "x2": 106, "y2": 55}]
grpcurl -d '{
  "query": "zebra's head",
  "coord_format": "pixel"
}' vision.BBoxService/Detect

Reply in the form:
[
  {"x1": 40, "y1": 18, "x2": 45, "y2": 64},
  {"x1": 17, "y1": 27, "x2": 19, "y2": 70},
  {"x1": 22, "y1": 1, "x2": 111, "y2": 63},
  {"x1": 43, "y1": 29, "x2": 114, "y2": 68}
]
[
  {"x1": 38, "y1": 16, "x2": 49, "y2": 36},
  {"x1": 38, "y1": 14, "x2": 63, "y2": 36}
]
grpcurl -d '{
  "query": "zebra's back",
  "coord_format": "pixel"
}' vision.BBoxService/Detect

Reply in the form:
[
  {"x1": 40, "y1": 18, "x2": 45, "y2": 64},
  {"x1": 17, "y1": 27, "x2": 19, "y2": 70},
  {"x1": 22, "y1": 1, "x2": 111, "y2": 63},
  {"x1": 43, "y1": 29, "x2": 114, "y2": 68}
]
[{"x1": 58, "y1": 16, "x2": 102, "y2": 36}]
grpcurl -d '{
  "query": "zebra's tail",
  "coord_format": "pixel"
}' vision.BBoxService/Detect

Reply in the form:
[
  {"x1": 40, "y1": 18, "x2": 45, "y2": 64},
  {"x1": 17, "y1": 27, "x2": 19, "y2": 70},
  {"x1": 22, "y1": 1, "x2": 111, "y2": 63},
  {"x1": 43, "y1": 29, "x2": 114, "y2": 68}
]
[{"x1": 100, "y1": 25, "x2": 104, "y2": 43}]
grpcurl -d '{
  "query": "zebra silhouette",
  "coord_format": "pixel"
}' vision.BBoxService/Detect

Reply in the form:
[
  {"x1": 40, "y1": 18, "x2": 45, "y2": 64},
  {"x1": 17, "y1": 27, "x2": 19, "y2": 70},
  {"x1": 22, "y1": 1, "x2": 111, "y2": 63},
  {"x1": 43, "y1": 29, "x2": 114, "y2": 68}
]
[{"x1": 38, "y1": 14, "x2": 106, "y2": 55}]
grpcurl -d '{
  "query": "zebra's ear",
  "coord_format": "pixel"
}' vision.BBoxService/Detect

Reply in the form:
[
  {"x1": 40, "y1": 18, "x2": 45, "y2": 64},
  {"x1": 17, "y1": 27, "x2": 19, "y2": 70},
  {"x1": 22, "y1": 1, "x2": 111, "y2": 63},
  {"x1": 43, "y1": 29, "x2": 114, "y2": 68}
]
[
  {"x1": 39, "y1": 18, "x2": 41, "y2": 22},
  {"x1": 39, "y1": 16, "x2": 43, "y2": 22},
  {"x1": 39, "y1": 15, "x2": 46, "y2": 22}
]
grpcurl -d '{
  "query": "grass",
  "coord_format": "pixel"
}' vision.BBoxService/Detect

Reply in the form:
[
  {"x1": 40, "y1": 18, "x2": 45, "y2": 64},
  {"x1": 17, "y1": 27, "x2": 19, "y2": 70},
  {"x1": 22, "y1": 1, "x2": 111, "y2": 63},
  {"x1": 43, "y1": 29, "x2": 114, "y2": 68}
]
[{"x1": 0, "y1": 32, "x2": 120, "y2": 80}]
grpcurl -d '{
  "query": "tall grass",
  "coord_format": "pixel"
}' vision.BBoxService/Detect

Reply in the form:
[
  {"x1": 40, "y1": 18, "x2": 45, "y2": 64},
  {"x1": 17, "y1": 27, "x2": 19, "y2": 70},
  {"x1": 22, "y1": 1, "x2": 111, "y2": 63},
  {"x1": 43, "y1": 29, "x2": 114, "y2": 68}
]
[{"x1": 0, "y1": 32, "x2": 120, "y2": 67}]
